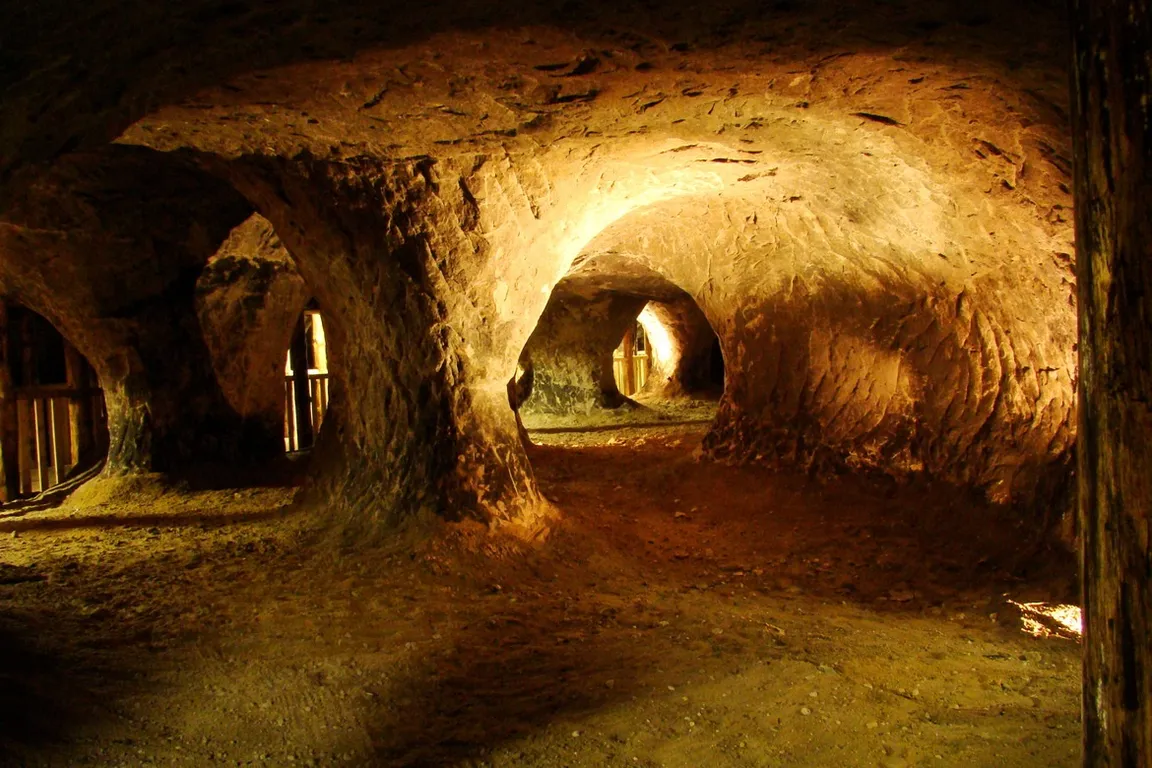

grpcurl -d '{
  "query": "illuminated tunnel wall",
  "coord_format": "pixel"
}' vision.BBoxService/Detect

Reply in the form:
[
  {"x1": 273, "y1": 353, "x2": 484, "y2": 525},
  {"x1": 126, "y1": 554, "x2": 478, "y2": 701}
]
[{"x1": 0, "y1": 4, "x2": 1075, "y2": 536}]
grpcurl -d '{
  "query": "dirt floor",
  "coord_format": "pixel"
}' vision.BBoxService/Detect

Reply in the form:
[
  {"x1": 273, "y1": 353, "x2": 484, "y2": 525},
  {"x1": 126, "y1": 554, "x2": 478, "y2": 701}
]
[{"x1": 0, "y1": 400, "x2": 1082, "y2": 767}]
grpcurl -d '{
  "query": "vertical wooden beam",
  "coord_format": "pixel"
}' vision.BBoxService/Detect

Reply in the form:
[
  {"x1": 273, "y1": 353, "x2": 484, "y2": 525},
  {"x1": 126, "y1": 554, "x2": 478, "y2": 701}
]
[
  {"x1": 288, "y1": 315, "x2": 313, "y2": 450},
  {"x1": 64, "y1": 344, "x2": 94, "y2": 467},
  {"x1": 32, "y1": 397, "x2": 49, "y2": 492},
  {"x1": 0, "y1": 300, "x2": 19, "y2": 502},
  {"x1": 621, "y1": 324, "x2": 636, "y2": 396},
  {"x1": 1070, "y1": 1, "x2": 1152, "y2": 766},
  {"x1": 310, "y1": 377, "x2": 322, "y2": 435},
  {"x1": 51, "y1": 397, "x2": 71, "y2": 483},
  {"x1": 16, "y1": 399, "x2": 31, "y2": 495},
  {"x1": 284, "y1": 380, "x2": 296, "y2": 452},
  {"x1": 319, "y1": 376, "x2": 329, "y2": 429}
]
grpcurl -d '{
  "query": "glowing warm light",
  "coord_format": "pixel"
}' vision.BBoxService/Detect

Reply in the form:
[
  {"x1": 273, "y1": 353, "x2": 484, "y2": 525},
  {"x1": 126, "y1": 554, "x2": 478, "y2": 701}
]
[
  {"x1": 311, "y1": 314, "x2": 328, "y2": 373},
  {"x1": 554, "y1": 139, "x2": 763, "y2": 269},
  {"x1": 637, "y1": 304, "x2": 675, "y2": 367},
  {"x1": 284, "y1": 311, "x2": 328, "y2": 374},
  {"x1": 1008, "y1": 600, "x2": 1082, "y2": 639}
]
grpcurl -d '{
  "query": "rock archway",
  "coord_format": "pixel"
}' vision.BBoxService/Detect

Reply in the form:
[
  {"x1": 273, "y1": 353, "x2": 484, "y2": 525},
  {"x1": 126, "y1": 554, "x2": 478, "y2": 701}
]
[
  {"x1": 70, "y1": 16, "x2": 1073, "y2": 532},
  {"x1": 576, "y1": 175, "x2": 1075, "y2": 513},
  {"x1": 638, "y1": 298, "x2": 724, "y2": 400},
  {"x1": 196, "y1": 214, "x2": 311, "y2": 456},
  {"x1": 517, "y1": 251, "x2": 697, "y2": 416},
  {"x1": 0, "y1": 147, "x2": 282, "y2": 473},
  {"x1": 518, "y1": 291, "x2": 648, "y2": 415}
]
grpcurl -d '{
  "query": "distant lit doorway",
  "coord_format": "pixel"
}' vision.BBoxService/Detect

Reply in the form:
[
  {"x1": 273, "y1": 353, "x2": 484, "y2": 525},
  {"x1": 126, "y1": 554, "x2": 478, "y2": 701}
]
[
  {"x1": 612, "y1": 319, "x2": 651, "y2": 397},
  {"x1": 284, "y1": 308, "x2": 330, "y2": 452}
]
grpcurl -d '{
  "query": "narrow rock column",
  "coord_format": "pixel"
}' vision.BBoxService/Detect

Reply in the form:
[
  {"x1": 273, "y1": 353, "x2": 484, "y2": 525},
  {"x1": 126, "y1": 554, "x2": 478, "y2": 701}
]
[
  {"x1": 1071, "y1": 1, "x2": 1152, "y2": 764},
  {"x1": 228, "y1": 156, "x2": 553, "y2": 537},
  {"x1": 519, "y1": 293, "x2": 647, "y2": 415}
]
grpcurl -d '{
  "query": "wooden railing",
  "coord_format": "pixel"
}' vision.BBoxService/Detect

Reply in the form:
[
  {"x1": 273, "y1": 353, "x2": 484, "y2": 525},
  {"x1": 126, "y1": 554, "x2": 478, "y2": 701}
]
[
  {"x1": 11, "y1": 385, "x2": 105, "y2": 495},
  {"x1": 613, "y1": 351, "x2": 650, "y2": 397},
  {"x1": 284, "y1": 372, "x2": 329, "y2": 452}
]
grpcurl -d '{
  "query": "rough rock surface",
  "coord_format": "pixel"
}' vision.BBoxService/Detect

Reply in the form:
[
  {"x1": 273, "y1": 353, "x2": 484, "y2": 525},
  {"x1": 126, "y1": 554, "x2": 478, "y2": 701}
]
[
  {"x1": 0, "y1": 147, "x2": 282, "y2": 472},
  {"x1": 581, "y1": 178, "x2": 1075, "y2": 512},
  {"x1": 0, "y1": 0, "x2": 1076, "y2": 530},
  {"x1": 519, "y1": 292, "x2": 646, "y2": 415},
  {"x1": 639, "y1": 298, "x2": 723, "y2": 399},
  {"x1": 215, "y1": 156, "x2": 558, "y2": 537}
]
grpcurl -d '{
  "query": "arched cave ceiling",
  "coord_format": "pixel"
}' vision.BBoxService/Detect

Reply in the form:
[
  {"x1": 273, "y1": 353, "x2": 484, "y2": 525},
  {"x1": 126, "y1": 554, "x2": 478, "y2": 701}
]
[
  {"x1": 1, "y1": 0, "x2": 1070, "y2": 180},
  {"x1": 93, "y1": 1, "x2": 1074, "y2": 366},
  {"x1": 0, "y1": 0, "x2": 1078, "y2": 527},
  {"x1": 1, "y1": 0, "x2": 1075, "y2": 351}
]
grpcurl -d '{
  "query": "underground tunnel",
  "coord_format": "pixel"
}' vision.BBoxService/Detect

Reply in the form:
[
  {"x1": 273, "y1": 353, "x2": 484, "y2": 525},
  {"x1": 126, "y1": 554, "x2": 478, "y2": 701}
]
[{"x1": 0, "y1": 0, "x2": 1147, "y2": 766}]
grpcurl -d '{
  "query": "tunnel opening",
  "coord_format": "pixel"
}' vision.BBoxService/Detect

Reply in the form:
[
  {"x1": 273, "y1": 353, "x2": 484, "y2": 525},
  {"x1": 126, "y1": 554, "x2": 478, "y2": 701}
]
[
  {"x1": 194, "y1": 211, "x2": 317, "y2": 473},
  {"x1": 514, "y1": 260, "x2": 726, "y2": 446},
  {"x1": 635, "y1": 300, "x2": 725, "y2": 402},
  {"x1": 0, "y1": 302, "x2": 107, "y2": 502}
]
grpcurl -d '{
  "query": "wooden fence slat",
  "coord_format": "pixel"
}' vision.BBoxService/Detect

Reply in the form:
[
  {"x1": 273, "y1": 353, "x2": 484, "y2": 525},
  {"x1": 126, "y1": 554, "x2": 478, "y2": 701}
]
[
  {"x1": 51, "y1": 397, "x2": 71, "y2": 483},
  {"x1": 16, "y1": 398, "x2": 32, "y2": 494},
  {"x1": 283, "y1": 373, "x2": 330, "y2": 452},
  {"x1": 33, "y1": 398, "x2": 49, "y2": 493},
  {"x1": 65, "y1": 345, "x2": 93, "y2": 466},
  {"x1": 1, "y1": 320, "x2": 106, "y2": 498},
  {"x1": 285, "y1": 381, "x2": 297, "y2": 453},
  {"x1": 310, "y1": 377, "x2": 326, "y2": 433}
]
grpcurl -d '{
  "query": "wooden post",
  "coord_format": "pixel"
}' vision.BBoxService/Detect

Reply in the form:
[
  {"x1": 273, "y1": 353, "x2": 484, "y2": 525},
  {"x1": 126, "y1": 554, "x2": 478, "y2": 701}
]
[
  {"x1": 310, "y1": 377, "x2": 322, "y2": 433},
  {"x1": 16, "y1": 399, "x2": 31, "y2": 494},
  {"x1": 32, "y1": 397, "x2": 49, "y2": 492},
  {"x1": 0, "y1": 300, "x2": 19, "y2": 502},
  {"x1": 50, "y1": 397, "x2": 71, "y2": 483},
  {"x1": 621, "y1": 324, "x2": 636, "y2": 396},
  {"x1": 283, "y1": 380, "x2": 294, "y2": 452},
  {"x1": 64, "y1": 344, "x2": 93, "y2": 467},
  {"x1": 288, "y1": 315, "x2": 314, "y2": 450},
  {"x1": 92, "y1": 390, "x2": 109, "y2": 453},
  {"x1": 1070, "y1": 2, "x2": 1152, "y2": 766}
]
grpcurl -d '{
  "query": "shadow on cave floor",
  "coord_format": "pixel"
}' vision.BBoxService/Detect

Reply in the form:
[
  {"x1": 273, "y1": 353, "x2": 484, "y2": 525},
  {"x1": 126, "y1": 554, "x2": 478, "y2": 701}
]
[
  {"x1": 0, "y1": 426, "x2": 1081, "y2": 767},
  {"x1": 169, "y1": 452, "x2": 312, "y2": 491},
  {"x1": 528, "y1": 418, "x2": 713, "y2": 434},
  {"x1": 0, "y1": 617, "x2": 111, "y2": 755},
  {"x1": 523, "y1": 396, "x2": 720, "y2": 447},
  {"x1": 0, "y1": 505, "x2": 298, "y2": 534}
]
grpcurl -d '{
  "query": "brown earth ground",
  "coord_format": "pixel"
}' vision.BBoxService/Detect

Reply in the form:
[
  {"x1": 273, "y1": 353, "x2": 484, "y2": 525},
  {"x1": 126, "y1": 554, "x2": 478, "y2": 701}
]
[{"x1": 0, "y1": 400, "x2": 1081, "y2": 767}]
